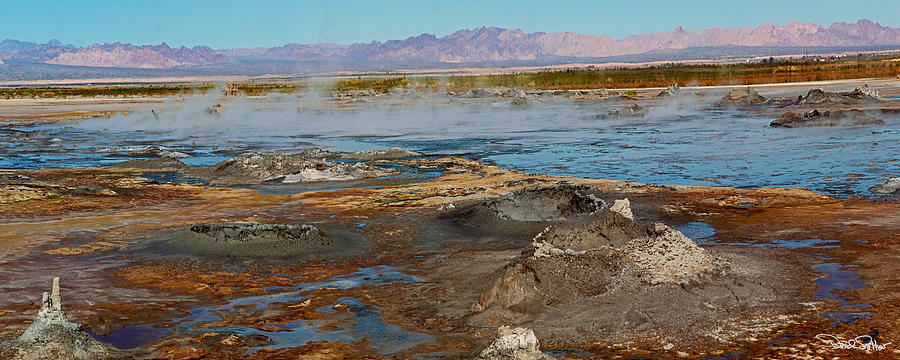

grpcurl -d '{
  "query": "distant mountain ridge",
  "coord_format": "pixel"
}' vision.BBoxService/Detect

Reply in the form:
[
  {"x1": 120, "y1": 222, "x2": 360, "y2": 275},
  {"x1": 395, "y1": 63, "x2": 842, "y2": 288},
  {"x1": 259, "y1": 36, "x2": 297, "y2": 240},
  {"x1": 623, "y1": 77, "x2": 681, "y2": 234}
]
[
  {"x1": 0, "y1": 40, "x2": 226, "y2": 69},
  {"x1": 252, "y1": 19, "x2": 900, "y2": 63},
  {"x1": 1, "y1": 19, "x2": 899, "y2": 69},
  {"x1": 45, "y1": 43, "x2": 226, "y2": 69}
]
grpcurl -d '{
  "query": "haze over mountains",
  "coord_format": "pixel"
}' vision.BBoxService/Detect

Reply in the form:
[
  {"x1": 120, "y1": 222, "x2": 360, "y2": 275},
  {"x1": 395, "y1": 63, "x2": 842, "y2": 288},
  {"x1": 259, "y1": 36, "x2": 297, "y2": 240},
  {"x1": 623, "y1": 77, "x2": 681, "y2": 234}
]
[{"x1": 1, "y1": 19, "x2": 899, "y2": 71}]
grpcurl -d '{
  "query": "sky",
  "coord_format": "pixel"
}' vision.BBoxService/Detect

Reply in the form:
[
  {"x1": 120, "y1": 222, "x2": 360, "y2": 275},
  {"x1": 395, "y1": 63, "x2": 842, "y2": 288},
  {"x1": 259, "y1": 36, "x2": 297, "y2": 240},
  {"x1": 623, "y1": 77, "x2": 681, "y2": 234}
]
[{"x1": 2, "y1": 0, "x2": 898, "y2": 49}]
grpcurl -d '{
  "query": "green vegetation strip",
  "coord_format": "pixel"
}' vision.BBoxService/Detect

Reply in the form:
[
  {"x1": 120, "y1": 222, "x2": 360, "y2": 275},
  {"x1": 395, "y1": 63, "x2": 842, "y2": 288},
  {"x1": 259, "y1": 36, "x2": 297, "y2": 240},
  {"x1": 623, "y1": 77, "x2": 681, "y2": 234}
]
[
  {"x1": 336, "y1": 56, "x2": 900, "y2": 91},
  {"x1": 2, "y1": 56, "x2": 898, "y2": 98},
  {"x1": 0, "y1": 85, "x2": 216, "y2": 99}
]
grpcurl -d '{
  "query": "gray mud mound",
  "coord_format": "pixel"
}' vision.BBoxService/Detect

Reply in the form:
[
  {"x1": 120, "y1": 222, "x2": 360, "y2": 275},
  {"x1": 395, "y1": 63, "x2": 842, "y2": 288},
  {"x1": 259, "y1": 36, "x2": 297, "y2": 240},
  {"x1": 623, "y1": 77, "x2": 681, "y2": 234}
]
[
  {"x1": 0, "y1": 173, "x2": 36, "y2": 184},
  {"x1": 715, "y1": 87, "x2": 767, "y2": 106},
  {"x1": 533, "y1": 210, "x2": 651, "y2": 251},
  {"x1": 870, "y1": 177, "x2": 900, "y2": 195},
  {"x1": 602, "y1": 94, "x2": 637, "y2": 102},
  {"x1": 67, "y1": 186, "x2": 118, "y2": 197},
  {"x1": 656, "y1": 81, "x2": 680, "y2": 97},
  {"x1": 331, "y1": 89, "x2": 377, "y2": 99},
  {"x1": 96, "y1": 145, "x2": 190, "y2": 158},
  {"x1": 449, "y1": 184, "x2": 607, "y2": 236},
  {"x1": 463, "y1": 88, "x2": 502, "y2": 98},
  {"x1": 188, "y1": 223, "x2": 330, "y2": 244},
  {"x1": 3, "y1": 309, "x2": 122, "y2": 359},
  {"x1": 191, "y1": 152, "x2": 395, "y2": 185},
  {"x1": 771, "y1": 109, "x2": 883, "y2": 127},
  {"x1": 793, "y1": 85, "x2": 882, "y2": 106},
  {"x1": 1, "y1": 278, "x2": 127, "y2": 359},
  {"x1": 299, "y1": 146, "x2": 421, "y2": 161},
  {"x1": 451, "y1": 87, "x2": 524, "y2": 99},
  {"x1": 475, "y1": 326, "x2": 554, "y2": 360},
  {"x1": 525, "y1": 89, "x2": 606, "y2": 98},
  {"x1": 840, "y1": 84, "x2": 883, "y2": 101},
  {"x1": 510, "y1": 90, "x2": 529, "y2": 106},
  {"x1": 107, "y1": 156, "x2": 191, "y2": 170},
  {"x1": 386, "y1": 87, "x2": 418, "y2": 97},
  {"x1": 207, "y1": 103, "x2": 226, "y2": 115},
  {"x1": 588, "y1": 103, "x2": 647, "y2": 119},
  {"x1": 466, "y1": 201, "x2": 812, "y2": 347},
  {"x1": 161, "y1": 222, "x2": 369, "y2": 261}
]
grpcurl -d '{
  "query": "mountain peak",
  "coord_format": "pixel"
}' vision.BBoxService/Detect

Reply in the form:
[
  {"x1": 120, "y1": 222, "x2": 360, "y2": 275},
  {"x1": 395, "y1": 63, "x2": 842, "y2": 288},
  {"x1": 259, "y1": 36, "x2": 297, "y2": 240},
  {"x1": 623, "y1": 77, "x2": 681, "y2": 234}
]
[{"x1": 2, "y1": 19, "x2": 898, "y2": 68}]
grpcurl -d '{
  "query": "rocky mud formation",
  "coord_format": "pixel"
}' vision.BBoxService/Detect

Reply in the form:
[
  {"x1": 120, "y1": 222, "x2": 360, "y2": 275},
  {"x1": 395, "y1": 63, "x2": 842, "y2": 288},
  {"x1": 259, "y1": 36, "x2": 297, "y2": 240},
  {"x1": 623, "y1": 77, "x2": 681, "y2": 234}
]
[
  {"x1": 589, "y1": 103, "x2": 648, "y2": 119},
  {"x1": 771, "y1": 109, "x2": 883, "y2": 127},
  {"x1": 792, "y1": 85, "x2": 883, "y2": 105},
  {"x1": 602, "y1": 94, "x2": 638, "y2": 102},
  {"x1": 1, "y1": 173, "x2": 126, "y2": 203},
  {"x1": 510, "y1": 89, "x2": 529, "y2": 106},
  {"x1": 449, "y1": 87, "x2": 606, "y2": 100},
  {"x1": 529, "y1": 211, "x2": 718, "y2": 284},
  {"x1": 386, "y1": 87, "x2": 419, "y2": 97},
  {"x1": 331, "y1": 89, "x2": 378, "y2": 99},
  {"x1": 299, "y1": 146, "x2": 421, "y2": 161},
  {"x1": 0, "y1": 173, "x2": 59, "y2": 203},
  {"x1": 529, "y1": 89, "x2": 607, "y2": 98},
  {"x1": 67, "y1": 185, "x2": 118, "y2": 197},
  {"x1": 475, "y1": 326, "x2": 554, "y2": 360},
  {"x1": 191, "y1": 152, "x2": 396, "y2": 185},
  {"x1": 449, "y1": 184, "x2": 607, "y2": 237},
  {"x1": 715, "y1": 87, "x2": 767, "y2": 106},
  {"x1": 870, "y1": 177, "x2": 900, "y2": 195},
  {"x1": 143, "y1": 109, "x2": 160, "y2": 120},
  {"x1": 207, "y1": 103, "x2": 226, "y2": 115},
  {"x1": 657, "y1": 81, "x2": 681, "y2": 97},
  {"x1": 461, "y1": 88, "x2": 504, "y2": 98},
  {"x1": 462, "y1": 200, "x2": 813, "y2": 347},
  {"x1": 108, "y1": 148, "x2": 416, "y2": 183},
  {"x1": 96, "y1": 145, "x2": 190, "y2": 158},
  {"x1": 162, "y1": 222, "x2": 366, "y2": 260},
  {"x1": 0, "y1": 278, "x2": 125, "y2": 359}
]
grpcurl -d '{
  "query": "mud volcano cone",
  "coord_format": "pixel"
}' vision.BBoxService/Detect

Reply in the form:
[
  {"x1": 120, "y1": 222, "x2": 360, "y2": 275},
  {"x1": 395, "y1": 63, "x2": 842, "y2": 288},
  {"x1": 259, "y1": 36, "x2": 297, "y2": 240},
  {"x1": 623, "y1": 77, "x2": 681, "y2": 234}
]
[
  {"x1": 162, "y1": 222, "x2": 369, "y2": 261},
  {"x1": 447, "y1": 184, "x2": 608, "y2": 238},
  {"x1": 1, "y1": 277, "x2": 126, "y2": 359},
  {"x1": 467, "y1": 200, "x2": 813, "y2": 348}
]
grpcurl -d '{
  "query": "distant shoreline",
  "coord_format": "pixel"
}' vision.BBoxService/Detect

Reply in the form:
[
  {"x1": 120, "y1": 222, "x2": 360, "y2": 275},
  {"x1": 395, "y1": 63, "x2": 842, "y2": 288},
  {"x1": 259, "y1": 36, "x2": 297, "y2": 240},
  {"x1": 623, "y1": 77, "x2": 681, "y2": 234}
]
[{"x1": 2, "y1": 48, "x2": 899, "y2": 88}]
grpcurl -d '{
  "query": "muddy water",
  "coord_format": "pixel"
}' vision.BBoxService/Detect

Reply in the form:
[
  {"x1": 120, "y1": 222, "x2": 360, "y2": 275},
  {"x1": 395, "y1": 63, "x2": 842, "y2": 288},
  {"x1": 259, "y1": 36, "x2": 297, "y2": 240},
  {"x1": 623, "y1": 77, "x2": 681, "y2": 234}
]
[
  {"x1": 812, "y1": 262, "x2": 874, "y2": 326},
  {"x1": 675, "y1": 220, "x2": 875, "y2": 328},
  {"x1": 84, "y1": 266, "x2": 428, "y2": 353},
  {"x1": 2, "y1": 93, "x2": 898, "y2": 196}
]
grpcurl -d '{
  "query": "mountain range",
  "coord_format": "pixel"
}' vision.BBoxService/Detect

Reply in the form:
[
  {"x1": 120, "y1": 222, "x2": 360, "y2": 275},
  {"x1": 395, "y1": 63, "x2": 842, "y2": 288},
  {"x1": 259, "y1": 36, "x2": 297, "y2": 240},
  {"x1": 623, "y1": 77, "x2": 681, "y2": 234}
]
[
  {"x1": 0, "y1": 40, "x2": 226, "y2": 69},
  {"x1": 1, "y1": 19, "x2": 899, "y2": 70}
]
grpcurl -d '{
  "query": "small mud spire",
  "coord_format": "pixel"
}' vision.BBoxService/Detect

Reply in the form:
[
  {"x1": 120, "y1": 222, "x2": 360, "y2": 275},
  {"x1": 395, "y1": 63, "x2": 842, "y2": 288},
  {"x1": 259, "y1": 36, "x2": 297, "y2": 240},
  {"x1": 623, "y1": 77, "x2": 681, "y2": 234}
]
[
  {"x1": 2, "y1": 277, "x2": 123, "y2": 358},
  {"x1": 51, "y1": 276, "x2": 61, "y2": 311},
  {"x1": 39, "y1": 277, "x2": 61, "y2": 311}
]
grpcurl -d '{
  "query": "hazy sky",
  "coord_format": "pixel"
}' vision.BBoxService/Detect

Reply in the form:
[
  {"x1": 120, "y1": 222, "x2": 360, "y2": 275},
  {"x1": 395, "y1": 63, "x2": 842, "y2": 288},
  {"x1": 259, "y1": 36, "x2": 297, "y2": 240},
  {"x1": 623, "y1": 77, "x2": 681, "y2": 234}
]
[{"x1": 2, "y1": 0, "x2": 898, "y2": 48}]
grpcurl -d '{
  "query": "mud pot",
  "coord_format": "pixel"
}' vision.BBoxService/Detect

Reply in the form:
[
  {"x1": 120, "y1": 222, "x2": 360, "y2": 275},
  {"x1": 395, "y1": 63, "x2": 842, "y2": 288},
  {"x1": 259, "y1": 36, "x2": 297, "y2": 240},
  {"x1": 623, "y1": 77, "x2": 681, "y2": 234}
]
[{"x1": 1, "y1": 80, "x2": 899, "y2": 359}]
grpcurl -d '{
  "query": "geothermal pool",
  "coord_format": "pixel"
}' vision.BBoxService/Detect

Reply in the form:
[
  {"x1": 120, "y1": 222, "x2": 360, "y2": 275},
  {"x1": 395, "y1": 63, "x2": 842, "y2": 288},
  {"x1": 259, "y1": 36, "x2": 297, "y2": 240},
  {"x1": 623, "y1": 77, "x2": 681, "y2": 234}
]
[{"x1": 1, "y1": 92, "x2": 897, "y2": 197}]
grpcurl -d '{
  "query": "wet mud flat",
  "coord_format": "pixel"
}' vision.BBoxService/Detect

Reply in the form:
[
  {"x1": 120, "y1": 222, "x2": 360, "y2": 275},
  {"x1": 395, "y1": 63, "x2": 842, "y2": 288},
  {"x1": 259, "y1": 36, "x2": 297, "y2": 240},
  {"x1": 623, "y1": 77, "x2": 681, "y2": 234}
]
[{"x1": 0, "y1": 157, "x2": 897, "y2": 359}]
